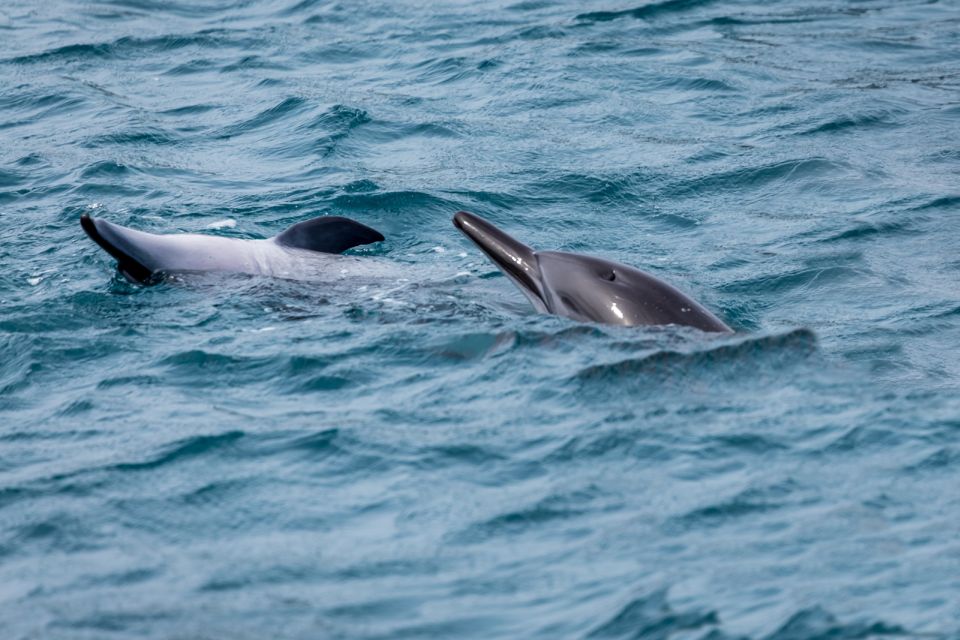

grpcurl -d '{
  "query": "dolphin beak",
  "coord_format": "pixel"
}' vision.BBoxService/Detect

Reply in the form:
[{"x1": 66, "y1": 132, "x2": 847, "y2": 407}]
[{"x1": 453, "y1": 211, "x2": 547, "y2": 311}]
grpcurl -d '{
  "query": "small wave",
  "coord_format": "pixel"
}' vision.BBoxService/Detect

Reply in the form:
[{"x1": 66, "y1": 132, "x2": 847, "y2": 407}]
[
  {"x1": 6, "y1": 30, "x2": 242, "y2": 65},
  {"x1": 284, "y1": 428, "x2": 342, "y2": 455},
  {"x1": 275, "y1": 0, "x2": 326, "y2": 15},
  {"x1": 931, "y1": 304, "x2": 960, "y2": 319},
  {"x1": 702, "y1": 432, "x2": 789, "y2": 457},
  {"x1": 96, "y1": 374, "x2": 162, "y2": 389},
  {"x1": 219, "y1": 55, "x2": 289, "y2": 73},
  {"x1": 720, "y1": 265, "x2": 858, "y2": 295},
  {"x1": 177, "y1": 478, "x2": 250, "y2": 507},
  {"x1": 819, "y1": 219, "x2": 915, "y2": 243},
  {"x1": 425, "y1": 331, "x2": 514, "y2": 363},
  {"x1": 822, "y1": 425, "x2": 905, "y2": 454},
  {"x1": 545, "y1": 429, "x2": 671, "y2": 464},
  {"x1": 587, "y1": 593, "x2": 913, "y2": 640},
  {"x1": 92, "y1": 0, "x2": 243, "y2": 18},
  {"x1": 110, "y1": 431, "x2": 245, "y2": 473},
  {"x1": 445, "y1": 189, "x2": 524, "y2": 211},
  {"x1": 78, "y1": 160, "x2": 135, "y2": 179},
  {"x1": 665, "y1": 479, "x2": 811, "y2": 532},
  {"x1": 455, "y1": 504, "x2": 583, "y2": 544},
  {"x1": 516, "y1": 25, "x2": 568, "y2": 41},
  {"x1": 765, "y1": 606, "x2": 906, "y2": 640},
  {"x1": 55, "y1": 399, "x2": 95, "y2": 417},
  {"x1": 48, "y1": 610, "x2": 173, "y2": 634},
  {"x1": 507, "y1": 0, "x2": 554, "y2": 10},
  {"x1": 507, "y1": 324, "x2": 612, "y2": 349},
  {"x1": 303, "y1": 104, "x2": 370, "y2": 133},
  {"x1": 707, "y1": 14, "x2": 826, "y2": 27},
  {"x1": 797, "y1": 105, "x2": 908, "y2": 136},
  {"x1": 83, "y1": 127, "x2": 180, "y2": 147},
  {"x1": 278, "y1": 428, "x2": 392, "y2": 476},
  {"x1": 0, "y1": 93, "x2": 89, "y2": 130},
  {"x1": 331, "y1": 190, "x2": 458, "y2": 217},
  {"x1": 302, "y1": 42, "x2": 375, "y2": 65},
  {"x1": 157, "y1": 350, "x2": 281, "y2": 387},
  {"x1": 415, "y1": 444, "x2": 508, "y2": 471},
  {"x1": 158, "y1": 103, "x2": 219, "y2": 116},
  {"x1": 453, "y1": 485, "x2": 606, "y2": 544},
  {"x1": 571, "y1": 41, "x2": 625, "y2": 55},
  {"x1": 162, "y1": 58, "x2": 217, "y2": 75},
  {"x1": 530, "y1": 171, "x2": 652, "y2": 206},
  {"x1": 413, "y1": 56, "x2": 479, "y2": 85},
  {"x1": 283, "y1": 373, "x2": 353, "y2": 393},
  {"x1": 910, "y1": 195, "x2": 960, "y2": 212},
  {"x1": 657, "y1": 75, "x2": 738, "y2": 93},
  {"x1": 0, "y1": 485, "x2": 43, "y2": 512},
  {"x1": 661, "y1": 158, "x2": 844, "y2": 199},
  {"x1": 6, "y1": 42, "x2": 113, "y2": 65},
  {"x1": 242, "y1": 103, "x2": 372, "y2": 159},
  {"x1": 587, "y1": 589, "x2": 718, "y2": 638},
  {"x1": 0, "y1": 169, "x2": 25, "y2": 188},
  {"x1": 0, "y1": 342, "x2": 41, "y2": 396},
  {"x1": 343, "y1": 178, "x2": 379, "y2": 193},
  {"x1": 902, "y1": 447, "x2": 960, "y2": 474},
  {"x1": 573, "y1": 329, "x2": 817, "y2": 383},
  {"x1": 10, "y1": 513, "x2": 103, "y2": 554},
  {"x1": 576, "y1": 0, "x2": 718, "y2": 23},
  {"x1": 215, "y1": 96, "x2": 309, "y2": 139}
]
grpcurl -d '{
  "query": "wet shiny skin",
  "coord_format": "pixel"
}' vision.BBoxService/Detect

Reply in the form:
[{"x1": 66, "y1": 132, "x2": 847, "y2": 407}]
[{"x1": 454, "y1": 210, "x2": 731, "y2": 330}]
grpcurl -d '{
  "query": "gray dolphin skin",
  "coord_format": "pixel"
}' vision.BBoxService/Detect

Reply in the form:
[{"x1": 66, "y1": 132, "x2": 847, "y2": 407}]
[
  {"x1": 81, "y1": 214, "x2": 384, "y2": 283},
  {"x1": 453, "y1": 211, "x2": 731, "y2": 332}
]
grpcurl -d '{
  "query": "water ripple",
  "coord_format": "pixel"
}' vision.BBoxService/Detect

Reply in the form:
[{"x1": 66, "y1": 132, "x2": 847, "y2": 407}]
[{"x1": 2, "y1": 0, "x2": 959, "y2": 637}]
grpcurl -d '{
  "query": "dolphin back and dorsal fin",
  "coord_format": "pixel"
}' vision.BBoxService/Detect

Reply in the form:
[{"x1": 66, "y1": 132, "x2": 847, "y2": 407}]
[
  {"x1": 274, "y1": 216, "x2": 384, "y2": 254},
  {"x1": 81, "y1": 214, "x2": 385, "y2": 283}
]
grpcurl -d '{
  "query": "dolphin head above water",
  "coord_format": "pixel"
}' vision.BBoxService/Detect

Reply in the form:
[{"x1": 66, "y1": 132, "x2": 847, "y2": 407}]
[{"x1": 453, "y1": 210, "x2": 731, "y2": 332}]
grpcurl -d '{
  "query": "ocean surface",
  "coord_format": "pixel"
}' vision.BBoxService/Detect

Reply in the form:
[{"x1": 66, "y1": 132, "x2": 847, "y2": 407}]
[{"x1": 2, "y1": 0, "x2": 959, "y2": 637}]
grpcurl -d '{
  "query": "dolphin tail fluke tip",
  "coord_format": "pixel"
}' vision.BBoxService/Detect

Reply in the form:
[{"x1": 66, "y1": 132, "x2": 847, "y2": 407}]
[
  {"x1": 79, "y1": 213, "x2": 95, "y2": 234},
  {"x1": 79, "y1": 213, "x2": 105, "y2": 247},
  {"x1": 80, "y1": 214, "x2": 155, "y2": 283}
]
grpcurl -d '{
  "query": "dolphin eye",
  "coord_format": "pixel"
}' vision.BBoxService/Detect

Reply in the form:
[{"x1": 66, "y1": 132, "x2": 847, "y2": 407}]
[{"x1": 601, "y1": 270, "x2": 616, "y2": 281}]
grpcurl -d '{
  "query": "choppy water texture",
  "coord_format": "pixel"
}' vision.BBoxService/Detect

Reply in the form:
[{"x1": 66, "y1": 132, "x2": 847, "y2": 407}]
[{"x1": 2, "y1": 0, "x2": 960, "y2": 637}]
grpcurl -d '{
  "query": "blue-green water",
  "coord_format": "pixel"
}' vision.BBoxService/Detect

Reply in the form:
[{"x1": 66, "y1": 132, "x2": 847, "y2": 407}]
[{"x1": 2, "y1": 0, "x2": 960, "y2": 637}]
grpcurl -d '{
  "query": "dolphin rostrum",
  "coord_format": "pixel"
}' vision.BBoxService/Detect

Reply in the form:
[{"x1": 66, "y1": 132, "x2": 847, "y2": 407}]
[
  {"x1": 81, "y1": 214, "x2": 384, "y2": 283},
  {"x1": 453, "y1": 211, "x2": 731, "y2": 332}
]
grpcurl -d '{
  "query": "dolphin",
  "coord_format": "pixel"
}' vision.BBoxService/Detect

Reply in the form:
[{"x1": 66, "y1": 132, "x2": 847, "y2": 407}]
[
  {"x1": 453, "y1": 210, "x2": 731, "y2": 332},
  {"x1": 80, "y1": 214, "x2": 385, "y2": 283}
]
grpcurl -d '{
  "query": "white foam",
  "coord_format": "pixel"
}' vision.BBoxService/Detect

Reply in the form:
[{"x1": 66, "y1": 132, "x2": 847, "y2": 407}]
[{"x1": 206, "y1": 219, "x2": 237, "y2": 230}]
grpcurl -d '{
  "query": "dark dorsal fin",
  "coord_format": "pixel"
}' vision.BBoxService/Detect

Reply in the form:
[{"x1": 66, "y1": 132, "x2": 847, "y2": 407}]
[{"x1": 274, "y1": 216, "x2": 384, "y2": 254}]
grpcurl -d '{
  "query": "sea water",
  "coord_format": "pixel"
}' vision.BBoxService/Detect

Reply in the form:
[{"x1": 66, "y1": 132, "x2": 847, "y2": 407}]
[{"x1": 1, "y1": 0, "x2": 959, "y2": 637}]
